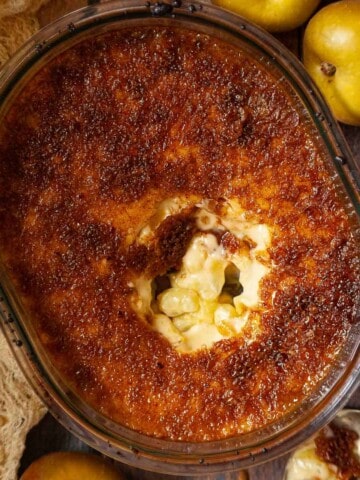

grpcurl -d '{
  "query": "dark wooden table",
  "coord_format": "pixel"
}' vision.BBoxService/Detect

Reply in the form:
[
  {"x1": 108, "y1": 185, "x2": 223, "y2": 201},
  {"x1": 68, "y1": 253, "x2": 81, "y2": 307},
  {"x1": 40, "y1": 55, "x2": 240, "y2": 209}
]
[{"x1": 17, "y1": 2, "x2": 360, "y2": 479}]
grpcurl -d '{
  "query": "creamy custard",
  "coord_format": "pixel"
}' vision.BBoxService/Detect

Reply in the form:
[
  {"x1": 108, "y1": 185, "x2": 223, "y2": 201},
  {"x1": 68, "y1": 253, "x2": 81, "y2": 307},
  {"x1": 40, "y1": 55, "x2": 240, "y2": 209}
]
[{"x1": 130, "y1": 198, "x2": 271, "y2": 352}]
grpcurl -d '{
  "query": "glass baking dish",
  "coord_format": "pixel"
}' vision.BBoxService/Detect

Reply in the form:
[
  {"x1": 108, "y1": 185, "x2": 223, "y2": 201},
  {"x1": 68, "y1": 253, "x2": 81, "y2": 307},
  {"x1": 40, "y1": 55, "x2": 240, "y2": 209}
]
[{"x1": 0, "y1": 0, "x2": 359, "y2": 475}]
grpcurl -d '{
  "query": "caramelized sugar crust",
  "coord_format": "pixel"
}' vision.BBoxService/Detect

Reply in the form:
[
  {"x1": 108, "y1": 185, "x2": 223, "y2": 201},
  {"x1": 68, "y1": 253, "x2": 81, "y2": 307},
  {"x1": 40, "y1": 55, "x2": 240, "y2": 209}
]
[{"x1": 0, "y1": 27, "x2": 358, "y2": 441}]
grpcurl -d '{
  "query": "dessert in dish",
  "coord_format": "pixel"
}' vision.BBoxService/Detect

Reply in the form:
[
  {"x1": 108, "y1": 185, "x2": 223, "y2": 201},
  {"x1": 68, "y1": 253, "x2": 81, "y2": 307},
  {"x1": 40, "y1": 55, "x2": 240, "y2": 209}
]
[
  {"x1": 285, "y1": 410, "x2": 360, "y2": 480},
  {"x1": 0, "y1": 25, "x2": 358, "y2": 442}
]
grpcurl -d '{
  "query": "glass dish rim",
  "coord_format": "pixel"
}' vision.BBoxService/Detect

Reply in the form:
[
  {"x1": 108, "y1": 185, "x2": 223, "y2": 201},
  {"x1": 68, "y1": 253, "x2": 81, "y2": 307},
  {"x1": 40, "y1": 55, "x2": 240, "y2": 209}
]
[{"x1": 0, "y1": 0, "x2": 359, "y2": 474}]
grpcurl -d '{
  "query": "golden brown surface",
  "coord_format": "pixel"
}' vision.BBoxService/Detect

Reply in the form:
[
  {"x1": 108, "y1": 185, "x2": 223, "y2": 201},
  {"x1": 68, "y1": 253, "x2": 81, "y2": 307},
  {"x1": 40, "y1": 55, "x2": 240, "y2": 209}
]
[{"x1": 0, "y1": 26, "x2": 358, "y2": 441}]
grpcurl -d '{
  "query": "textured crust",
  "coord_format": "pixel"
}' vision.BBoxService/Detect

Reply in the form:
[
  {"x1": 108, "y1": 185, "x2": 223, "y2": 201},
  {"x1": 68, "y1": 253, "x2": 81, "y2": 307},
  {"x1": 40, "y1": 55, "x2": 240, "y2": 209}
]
[{"x1": 0, "y1": 27, "x2": 358, "y2": 441}]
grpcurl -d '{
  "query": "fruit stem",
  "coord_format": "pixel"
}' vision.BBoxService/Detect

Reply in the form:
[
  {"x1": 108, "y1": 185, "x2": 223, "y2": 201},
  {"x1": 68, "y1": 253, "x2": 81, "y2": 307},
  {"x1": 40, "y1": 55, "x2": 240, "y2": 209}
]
[{"x1": 320, "y1": 61, "x2": 336, "y2": 77}]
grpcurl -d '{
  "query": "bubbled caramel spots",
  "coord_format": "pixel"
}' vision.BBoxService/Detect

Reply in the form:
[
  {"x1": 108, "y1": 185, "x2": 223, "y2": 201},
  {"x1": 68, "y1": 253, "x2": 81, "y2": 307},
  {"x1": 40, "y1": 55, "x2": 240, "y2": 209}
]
[
  {"x1": 315, "y1": 423, "x2": 360, "y2": 479},
  {"x1": 0, "y1": 26, "x2": 358, "y2": 441},
  {"x1": 155, "y1": 212, "x2": 196, "y2": 273}
]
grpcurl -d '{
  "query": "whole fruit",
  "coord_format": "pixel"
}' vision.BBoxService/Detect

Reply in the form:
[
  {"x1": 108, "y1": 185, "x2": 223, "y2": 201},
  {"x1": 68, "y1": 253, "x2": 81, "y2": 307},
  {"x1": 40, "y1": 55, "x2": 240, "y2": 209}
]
[
  {"x1": 212, "y1": 0, "x2": 320, "y2": 32},
  {"x1": 20, "y1": 452, "x2": 124, "y2": 480},
  {"x1": 303, "y1": 0, "x2": 360, "y2": 126}
]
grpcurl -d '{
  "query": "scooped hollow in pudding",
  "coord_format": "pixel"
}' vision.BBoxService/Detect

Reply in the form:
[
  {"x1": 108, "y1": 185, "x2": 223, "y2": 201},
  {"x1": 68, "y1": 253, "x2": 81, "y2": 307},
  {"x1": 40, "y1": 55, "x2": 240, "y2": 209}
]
[
  {"x1": 131, "y1": 197, "x2": 272, "y2": 352},
  {"x1": 0, "y1": 25, "x2": 358, "y2": 442}
]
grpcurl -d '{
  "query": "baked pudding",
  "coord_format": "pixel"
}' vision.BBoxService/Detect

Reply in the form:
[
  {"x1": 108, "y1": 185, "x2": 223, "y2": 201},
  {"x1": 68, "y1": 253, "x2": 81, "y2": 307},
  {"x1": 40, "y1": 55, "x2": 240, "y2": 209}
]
[{"x1": 0, "y1": 25, "x2": 358, "y2": 443}]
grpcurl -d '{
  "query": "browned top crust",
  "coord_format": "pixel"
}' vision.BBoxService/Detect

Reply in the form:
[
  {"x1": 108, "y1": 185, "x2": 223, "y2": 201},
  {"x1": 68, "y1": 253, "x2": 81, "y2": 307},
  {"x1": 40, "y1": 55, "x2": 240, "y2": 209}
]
[{"x1": 0, "y1": 26, "x2": 358, "y2": 441}]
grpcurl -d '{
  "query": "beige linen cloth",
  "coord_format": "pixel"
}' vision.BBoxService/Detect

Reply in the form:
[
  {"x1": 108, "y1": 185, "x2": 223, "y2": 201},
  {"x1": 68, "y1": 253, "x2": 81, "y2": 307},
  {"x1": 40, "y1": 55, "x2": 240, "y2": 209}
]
[
  {"x1": 0, "y1": 2, "x2": 53, "y2": 479},
  {"x1": 0, "y1": 0, "x2": 50, "y2": 65}
]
